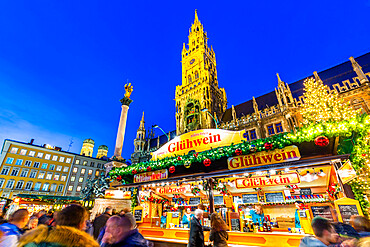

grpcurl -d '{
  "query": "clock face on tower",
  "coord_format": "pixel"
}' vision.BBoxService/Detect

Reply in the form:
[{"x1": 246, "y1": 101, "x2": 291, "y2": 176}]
[{"x1": 190, "y1": 58, "x2": 195, "y2": 65}]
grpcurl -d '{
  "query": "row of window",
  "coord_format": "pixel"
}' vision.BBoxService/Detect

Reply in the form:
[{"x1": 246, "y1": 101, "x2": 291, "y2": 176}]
[
  {"x1": 68, "y1": 185, "x2": 83, "y2": 192},
  {"x1": 5, "y1": 158, "x2": 69, "y2": 172},
  {"x1": 0, "y1": 178, "x2": 64, "y2": 192},
  {"x1": 72, "y1": 167, "x2": 99, "y2": 176},
  {"x1": 75, "y1": 159, "x2": 103, "y2": 168},
  {"x1": 267, "y1": 122, "x2": 283, "y2": 135},
  {"x1": 243, "y1": 123, "x2": 283, "y2": 141},
  {"x1": 70, "y1": 176, "x2": 85, "y2": 183},
  {"x1": 9, "y1": 147, "x2": 72, "y2": 163},
  {"x1": 0, "y1": 167, "x2": 67, "y2": 181}
]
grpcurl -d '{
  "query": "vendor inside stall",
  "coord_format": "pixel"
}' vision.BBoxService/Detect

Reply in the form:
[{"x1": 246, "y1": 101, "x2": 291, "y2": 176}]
[{"x1": 250, "y1": 204, "x2": 265, "y2": 225}]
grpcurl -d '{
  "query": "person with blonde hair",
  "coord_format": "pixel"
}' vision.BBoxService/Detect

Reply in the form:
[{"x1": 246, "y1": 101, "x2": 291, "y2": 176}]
[
  {"x1": 209, "y1": 213, "x2": 228, "y2": 247},
  {"x1": 350, "y1": 215, "x2": 370, "y2": 237},
  {"x1": 25, "y1": 216, "x2": 38, "y2": 231}
]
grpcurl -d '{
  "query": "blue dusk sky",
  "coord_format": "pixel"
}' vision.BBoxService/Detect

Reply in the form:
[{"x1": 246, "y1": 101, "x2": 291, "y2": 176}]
[{"x1": 1, "y1": 1, "x2": 370, "y2": 159}]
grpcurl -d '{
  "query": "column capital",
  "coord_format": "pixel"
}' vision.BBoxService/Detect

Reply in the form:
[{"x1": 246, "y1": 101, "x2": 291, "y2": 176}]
[{"x1": 120, "y1": 96, "x2": 133, "y2": 106}]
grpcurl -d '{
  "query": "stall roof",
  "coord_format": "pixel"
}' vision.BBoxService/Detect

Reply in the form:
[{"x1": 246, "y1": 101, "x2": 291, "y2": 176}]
[
  {"x1": 16, "y1": 194, "x2": 81, "y2": 201},
  {"x1": 115, "y1": 154, "x2": 350, "y2": 188}
]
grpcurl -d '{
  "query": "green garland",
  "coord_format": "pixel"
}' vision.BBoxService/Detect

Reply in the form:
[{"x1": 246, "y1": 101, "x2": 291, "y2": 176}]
[
  {"x1": 110, "y1": 115, "x2": 369, "y2": 180},
  {"x1": 131, "y1": 187, "x2": 138, "y2": 212},
  {"x1": 348, "y1": 181, "x2": 369, "y2": 217},
  {"x1": 110, "y1": 115, "x2": 370, "y2": 215}
]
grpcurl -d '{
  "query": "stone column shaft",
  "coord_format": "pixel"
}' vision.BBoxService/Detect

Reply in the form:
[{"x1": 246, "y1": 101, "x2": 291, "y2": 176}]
[{"x1": 114, "y1": 105, "x2": 129, "y2": 159}]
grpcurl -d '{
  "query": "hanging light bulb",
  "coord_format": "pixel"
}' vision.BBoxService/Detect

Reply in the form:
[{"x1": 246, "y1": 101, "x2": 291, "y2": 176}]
[
  {"x1": 318, "y1": 169, "x2": 326, "y2": 177},
  {"x1": 256, "y1": 171, "x2": 263, "y2": 176},
  {"x1": 228, "y1": 181, "x2": 235, "y2": 188},
  {"x1": 270, "y1": 169, "x2": 276, "y2": 175},
  {"x1": 285, "y1": 167, "x2": 290, "y2": 172},
  {"x1": 305, "y1": 171, "x2": 314, "y2": 182},
  {"x1": 244, "y1": 172, "x2": 249, "y2": 177}
]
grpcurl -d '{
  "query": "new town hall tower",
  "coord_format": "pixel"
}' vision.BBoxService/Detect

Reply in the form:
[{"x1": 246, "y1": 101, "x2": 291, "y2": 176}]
[{"x1": 175, "y1": 10, "x2": 227, "y2": 135}]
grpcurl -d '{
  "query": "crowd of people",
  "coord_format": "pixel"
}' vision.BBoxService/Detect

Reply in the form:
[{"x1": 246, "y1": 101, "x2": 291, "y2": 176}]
[
  {"x1": 0, "y1": 204, "x2": 369, "y2": 247},
  {"x1": 0, "y1": 205, "x2": 148, "y2": 247}
]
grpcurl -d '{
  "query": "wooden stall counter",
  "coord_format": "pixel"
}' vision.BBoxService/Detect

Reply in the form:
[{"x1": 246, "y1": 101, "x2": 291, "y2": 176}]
[{"x1": 138, "y1": 227, "x2": 308, "y2": 247}]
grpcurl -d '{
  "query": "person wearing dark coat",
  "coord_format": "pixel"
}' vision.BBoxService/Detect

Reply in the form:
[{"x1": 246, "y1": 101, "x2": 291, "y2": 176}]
[
  {"x1": 188, "y1": 209, "x2": 205, "y2": 247},
  {"x1": 209, "y1": 213, "x2": 228, "y2": 247},
  {"x1": 101, "y1": 215, "x2": 150, "y2": 247},
  {"x1": 93, "y1": 207, "x2": 112, "y2": 239}
]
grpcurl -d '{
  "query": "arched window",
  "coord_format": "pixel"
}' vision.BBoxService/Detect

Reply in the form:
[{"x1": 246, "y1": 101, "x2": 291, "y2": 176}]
[
  {"x1": 50, "y1": 183, "x2": 57, "y2": 192},
  {"x1": 34, "y1": 182, "x2": 41, "y2": 191},
  {"x1": 188, "y1": 75, "x2": 192, "y2": 83},
  {"x1": 42, "y1": 183, "x2": 49, "y2": 191},
  {"x1": 15, "y1": 180, "x2": 24, "y2": 190},
  {"x1": 5, "y1": 179, "x2": 15, "y2": 189},
  {"x1": 195, "y1": 71, "x2": 199, "y2": 80},
  {"x1": 0, "y1": 178, "x2": 5, "y2": 188},
  {"x1": 25, "y1": 181, "x2": 33, "y2": 190}
]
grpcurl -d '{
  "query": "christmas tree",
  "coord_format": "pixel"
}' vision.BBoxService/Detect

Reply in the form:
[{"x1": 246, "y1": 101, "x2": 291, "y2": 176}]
[{"x1": 301, "y1": 77, "x2": 355, "y2": 125}]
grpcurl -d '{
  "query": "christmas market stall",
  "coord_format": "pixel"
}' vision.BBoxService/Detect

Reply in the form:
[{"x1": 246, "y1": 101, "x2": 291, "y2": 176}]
[
  {"x1": 110, "y1": 114, "x2": 370, "y2": 247},
  {"x1": 5, "y1": 194, "x2": 82, "y2": 218}
]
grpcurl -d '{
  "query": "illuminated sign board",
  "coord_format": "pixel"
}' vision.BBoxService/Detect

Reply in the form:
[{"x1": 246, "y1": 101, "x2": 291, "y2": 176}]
[
  {"x1": 133, "y1": 169, "x2": 168, "y2": 183},
  {"x1": 227, "y1": 145, "x2": 301, "y2": 170},
  {"x1": 338, "y1": 160, "x2": 357, "y2": 184},
  {"x1": 156, "y1": 185, "x2": 191, "y2": 194},
  {"x1": 236, "y1": 172, "x2": 300, "y2": 188},
  {"x1": 105, "y1": 190, "x2": 131, "y2": 199},
  {"x1": 151, "y1": 129, "x2": 248, "y2": 160}
]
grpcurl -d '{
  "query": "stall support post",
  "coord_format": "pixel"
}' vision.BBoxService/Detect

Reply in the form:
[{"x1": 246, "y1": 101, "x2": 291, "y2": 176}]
[
  {"x1": 137, "y1": 186, "x2": 141, "y2": 206},
  {"x1": 208, "y1": 178, "x2": 215, "y2": 214}
]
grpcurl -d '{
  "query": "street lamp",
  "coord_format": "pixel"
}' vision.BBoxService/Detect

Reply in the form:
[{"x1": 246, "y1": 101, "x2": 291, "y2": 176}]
[
  {"x1": 201, "y1": 108, "x2": 219, "y2": 129},
  {"x1": 153, "y1": 125, "x2": 169, "y2": 140}
]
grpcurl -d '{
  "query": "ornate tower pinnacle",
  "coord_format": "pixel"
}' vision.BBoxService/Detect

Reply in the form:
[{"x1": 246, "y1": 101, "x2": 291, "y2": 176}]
[
  {"x1": 194, "y1": 9, "x2": 199, "y2": 23},
  {"x1": 349, "y1": 56, "x2": 369, "y2": 85},
  {"x1": 139, "y1": 111, "x2": 145, "y2": 130},
  {"x1": 276, "y1": 73, "x2": 283, "y2": 84},
  {"x1": 313, "y1": 71, "x2": 322, "y2": 83},
  {"x1": 175, "y1": 11, "x2": 227, "y2": 135},
  {"x1": 275, "y1": 73, "x2": 294, "y2": 108},
  {"x1": 133, "y1": 111, "x2": 146, "y2": 154},
  {"x1": 253, "y1": 97, "x2": 260, "y2": 119}
]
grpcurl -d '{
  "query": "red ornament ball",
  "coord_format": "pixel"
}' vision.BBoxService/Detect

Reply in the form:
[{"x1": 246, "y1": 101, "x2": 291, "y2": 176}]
[
  {"x1": 362, "y1": 154, "x2": 367, "y2": 157},
  {"x1": 132, "y1": 169, "x2": 137, "y2": 175},
  {"x1": 264, "y1": 142, "x2": 273, "y2": 150},
  {"x1": 177, "y1": 156, "x2": 182, "y2": 161},
  {"x1": 146, "y1": 166, "x2": 152, "y2": 172},
  {"x1": 315, "y1": 136, "x2": 329, "y2": 147},
  {"x1": 116, "y1": 175, "x2": 122, "y2": 182},
  {"x1": 235, "y1": 149, "x2": 243, "y2": 156},
  {"x1": 169, "y1": 166, "x2": 176, "y2": 173},
  {"x1": 193, "y1": 153, "x2": 199, "y2": 158},
  {"x1": 203, "y1": 158, "x2": 211, "y2": 167}
]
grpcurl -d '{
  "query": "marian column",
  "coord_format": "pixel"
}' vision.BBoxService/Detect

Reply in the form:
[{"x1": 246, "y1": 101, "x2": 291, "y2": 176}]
[{"x1": 113, "y1": 83, "x2": 133, "y2": 159}]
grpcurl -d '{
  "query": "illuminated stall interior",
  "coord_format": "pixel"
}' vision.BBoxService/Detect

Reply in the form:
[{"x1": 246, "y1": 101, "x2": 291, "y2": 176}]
[{"x1": 136, "y1": 162, "x2": 341, "y2": 232}]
